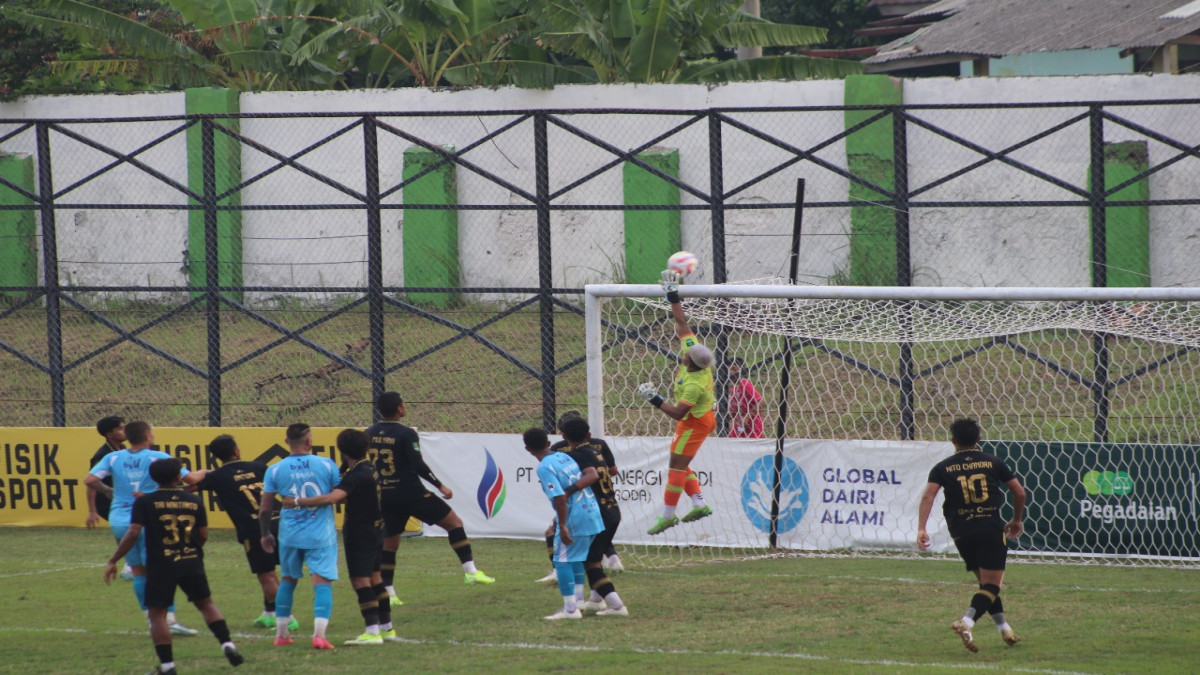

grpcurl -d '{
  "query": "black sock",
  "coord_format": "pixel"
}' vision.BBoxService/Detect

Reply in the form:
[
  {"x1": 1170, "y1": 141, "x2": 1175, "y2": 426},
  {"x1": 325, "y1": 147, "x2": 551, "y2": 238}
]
[
  {"x1": 585, "y1": 566, "x2": 616, "y2": 598},
  {"x1": 989, "y1": 596, "x2": 1004, "y2": 615},
  {"x1": 381, "y1": 549, "x2": 397, "y2": 587},
  {"x1": 448, "y1": 527, "x2": 472, "y2": 565},
  {"x1": 154, "y1": 643, "x2": 173, "y2": 665},
  {"x1": 374, "y1": 583, "x2": 391, "y2": 626},
  {"x1": 355, "y1": 586, "x2": 380, "y2": 628},
  {"x1": 264, "y1": 599, "x2": 275, "y2": 613},
  {"x1": 545, "y1": 535, "x2": 555, "y2": 563},
  {"x1": 968, "y1": 584, "x2": 1000, "y2": 622},
  {"x1": 208, "y1": 619, "x2": 231, "y2": 644},
  {"x1": 604, "y1": 543, "x2": 618, "y2": 558}
]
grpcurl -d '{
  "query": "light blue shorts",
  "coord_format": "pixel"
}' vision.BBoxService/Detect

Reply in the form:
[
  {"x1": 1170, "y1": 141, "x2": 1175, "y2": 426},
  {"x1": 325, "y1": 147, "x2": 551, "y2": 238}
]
[
  {"x1": 280, "y1": 543, "x2": 340, "y2": 581},
  {"x1": 553, "y1": 532, "x2": 595, "y2": 564},
  {"x1": 111, "y1": 523, "x2": 146, "y2": 567}
]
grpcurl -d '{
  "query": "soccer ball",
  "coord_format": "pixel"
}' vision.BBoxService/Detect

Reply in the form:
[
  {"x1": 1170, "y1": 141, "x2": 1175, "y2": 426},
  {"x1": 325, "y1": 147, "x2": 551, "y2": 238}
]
[{"x1": 667, "y1": 251, "x2": 699, "y2": 277}]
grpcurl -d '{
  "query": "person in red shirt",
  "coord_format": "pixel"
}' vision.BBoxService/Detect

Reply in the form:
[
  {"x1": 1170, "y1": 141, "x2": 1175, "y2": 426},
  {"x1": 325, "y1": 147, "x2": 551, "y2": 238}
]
[{"x1": 727, "y1": 358, "x2": 764, "y2": 439}]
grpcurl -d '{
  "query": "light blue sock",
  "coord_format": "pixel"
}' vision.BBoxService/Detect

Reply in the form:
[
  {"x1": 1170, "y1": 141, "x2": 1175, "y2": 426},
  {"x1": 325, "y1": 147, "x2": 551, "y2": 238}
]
[
  {"x1": 132, "y1": 575, "x2": 147, "y2": 611},
  {"x1": 572, "y1": 563, "x2": 585, "y2": 589},
  {"x1": 553, "y1": 562, "x2": 574, "y2": 597},
  {"x1": 313, "y1": 583, "x2": 333, "y2": 620},
  {"x1": 275, "y1": 579, "x2": 296, "y2": 621}
]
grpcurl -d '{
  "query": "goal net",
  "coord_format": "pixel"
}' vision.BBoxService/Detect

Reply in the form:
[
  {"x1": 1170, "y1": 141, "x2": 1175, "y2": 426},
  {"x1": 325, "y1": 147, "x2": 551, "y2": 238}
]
[{"x1": 584, "y1": 280, "x2": 1200, "y2": 568}]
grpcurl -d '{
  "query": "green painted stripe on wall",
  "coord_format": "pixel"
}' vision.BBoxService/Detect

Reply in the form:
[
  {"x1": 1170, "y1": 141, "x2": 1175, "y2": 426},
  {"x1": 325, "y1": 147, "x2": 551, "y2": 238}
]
[
  {"x1": 624, "y1": 149, "x2": 680, "y2": 284},
  {"x1": 0, "y1": 154, "x2": 36, "y2": 298},
  {"x1": 844, "y1": 75, "x2": 902, "y2": 286},
  {"x1": 403, "y1": 147, "x2": 459, "y2": 307},
  {"x1": 1093, "y1": 141, "x2": 1150, "y2": 288},
  {"x1": 186, "y1": 88, "x2": 242, "y2": 300}
]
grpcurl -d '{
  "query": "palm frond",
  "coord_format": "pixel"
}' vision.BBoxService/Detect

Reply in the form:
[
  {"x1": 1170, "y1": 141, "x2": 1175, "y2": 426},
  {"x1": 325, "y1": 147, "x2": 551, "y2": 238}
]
[
  {"x1": 3, "y1": 1, "x2": 210, "y2": 67},
  {"x1": 627, "y1": 0, "x2": 680, "y2": 82},
  {"x1": 675, "y1": 54, "x2": 862, "y2": 84},
  {"x1": 441, "y1": 60, "x2": 597, "y2": 88},
  {"x1": 714, "y1": 22, "x2": 828, "y2": 49}
]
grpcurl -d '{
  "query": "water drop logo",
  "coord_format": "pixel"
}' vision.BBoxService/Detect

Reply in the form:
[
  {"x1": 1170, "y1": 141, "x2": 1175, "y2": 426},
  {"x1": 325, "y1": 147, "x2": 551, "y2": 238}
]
[
  {"x1": 476, "y1": 448, "x2": 506, "y2": 519},
  {"x1": 741, "y1": 455, "x2": 809, "y2": 534}
]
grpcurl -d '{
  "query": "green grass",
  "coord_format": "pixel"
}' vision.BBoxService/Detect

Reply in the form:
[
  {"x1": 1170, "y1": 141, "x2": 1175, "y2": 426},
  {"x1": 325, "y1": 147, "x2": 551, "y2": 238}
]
[{"x1": 1, "y1": 528, "x2": 1197, "y2": 674}]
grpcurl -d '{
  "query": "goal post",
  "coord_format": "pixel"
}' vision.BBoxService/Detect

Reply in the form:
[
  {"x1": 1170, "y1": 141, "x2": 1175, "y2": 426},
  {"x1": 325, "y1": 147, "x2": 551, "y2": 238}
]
[{"x1": 584, "y1": 282, "x2": 1200, "y2": 567}]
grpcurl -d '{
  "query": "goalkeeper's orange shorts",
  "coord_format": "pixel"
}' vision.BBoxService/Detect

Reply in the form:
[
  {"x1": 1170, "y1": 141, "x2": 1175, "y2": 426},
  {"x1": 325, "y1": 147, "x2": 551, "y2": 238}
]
[{"x1": 671, "y1": 410, "x2": 716, "y2": 457}]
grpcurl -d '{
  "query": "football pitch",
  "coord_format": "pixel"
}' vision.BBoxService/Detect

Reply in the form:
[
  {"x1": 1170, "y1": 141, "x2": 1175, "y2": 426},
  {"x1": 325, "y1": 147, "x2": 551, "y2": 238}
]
[{"x1": 0, "y1": 528, "x2": 1196, "y2": 674}]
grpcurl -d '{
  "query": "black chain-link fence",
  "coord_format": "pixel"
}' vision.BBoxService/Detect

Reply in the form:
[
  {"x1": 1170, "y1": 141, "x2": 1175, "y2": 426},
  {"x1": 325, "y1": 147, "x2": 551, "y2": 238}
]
[{"x1": 2, "y1": 102, "x2": 1199, "y2": 436}]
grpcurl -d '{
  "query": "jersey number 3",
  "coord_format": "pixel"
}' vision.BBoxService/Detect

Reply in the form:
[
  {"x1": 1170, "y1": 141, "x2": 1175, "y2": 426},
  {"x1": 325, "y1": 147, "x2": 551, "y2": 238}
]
[{"x1": 158, "y1": 514, "x2": 197, "y2": 546}]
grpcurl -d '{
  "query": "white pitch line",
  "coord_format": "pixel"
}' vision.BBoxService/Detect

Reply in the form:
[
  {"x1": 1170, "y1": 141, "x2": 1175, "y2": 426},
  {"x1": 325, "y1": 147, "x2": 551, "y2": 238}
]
[
  {"x1": 635, "y1": 569, "x2": 1200, "y2": 594},
  {"x1": 0, "y1": 626, "x2": 1102, "y2": 675},
  {"x1": 0, "y1": 564, "x2": 104, "y2": 578}
]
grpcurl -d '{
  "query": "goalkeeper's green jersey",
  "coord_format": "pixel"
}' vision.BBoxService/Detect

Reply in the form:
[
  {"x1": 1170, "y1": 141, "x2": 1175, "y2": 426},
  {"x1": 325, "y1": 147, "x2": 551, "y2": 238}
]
[{"x1": 674, "y1": 333, "x2": 715, "y2": 419}]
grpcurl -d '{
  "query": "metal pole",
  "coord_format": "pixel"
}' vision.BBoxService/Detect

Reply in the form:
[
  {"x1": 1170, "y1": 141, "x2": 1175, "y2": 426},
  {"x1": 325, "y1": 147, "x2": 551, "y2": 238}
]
[
  {"x1": 202, "y1": 118, "x2": 222, "y2": 426},
  {"x1": 35, "y1": 123, "x2": 65, "y2": 426},
  {"x1": 535, "y1": 113, "x2": 556, "y2": 432},
  {"x1": 1089, "y1": 106, "x2": 1110, "y2": 442},
  {"x1": 364, "y1": 117, "x2": 386, "y2": 420},
  {"x1": 709, "y1": 113, "x2": 727, "y2": 284},
  {"x1": 710, "y1": 112, "x2": 731, "y2": 436},
  {"x1": 892, "y1": 108, "x2": 915, "y2": 440},
  {"x1": 770, "y1": 178, "x2": 805, "y2": 548}
]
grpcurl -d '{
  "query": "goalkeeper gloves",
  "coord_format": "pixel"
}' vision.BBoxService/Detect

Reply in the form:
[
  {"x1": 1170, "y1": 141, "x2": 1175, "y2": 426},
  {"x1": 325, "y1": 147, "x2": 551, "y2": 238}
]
[
  {"x1": 637, "y1": 382, "x2": 665, "y2": 408},
  {"x1": 660, "y1": 270, "x2": 682, "y2": 304}
]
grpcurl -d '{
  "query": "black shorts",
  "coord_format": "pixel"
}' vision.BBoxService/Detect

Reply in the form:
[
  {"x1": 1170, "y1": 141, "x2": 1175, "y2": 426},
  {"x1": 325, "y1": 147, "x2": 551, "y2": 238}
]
[
  {"x1": 587, "y1": 511, "x2": 621, "y2": 564},
  {"x1": 240, "y1": 535, "x2": 280, "y2": 575},
  {"x1": 144, "y1": 570, "x2": 211, "y2": 609},
  {"x1": 343, "y1": 528, "x2": 383, "y2": 578},
  {"x1": 381, "y1": 489, "x2": 452, "y2": 536},
  {"x1": 953, "y1": 530, "x2": 1008, "y2": 572}
]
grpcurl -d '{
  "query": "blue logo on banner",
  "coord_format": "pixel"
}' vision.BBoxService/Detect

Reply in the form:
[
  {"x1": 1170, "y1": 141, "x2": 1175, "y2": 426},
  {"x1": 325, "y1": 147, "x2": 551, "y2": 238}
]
[{"x1": 741, "y1": 455, "x2": 810, "y2": 534}]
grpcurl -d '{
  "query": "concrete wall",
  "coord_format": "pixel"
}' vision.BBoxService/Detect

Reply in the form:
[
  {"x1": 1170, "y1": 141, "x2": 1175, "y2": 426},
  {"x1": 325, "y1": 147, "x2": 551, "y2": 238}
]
[
  {"x1": 903, "y1": 75, "x2": 1200, "y2": 288},
  {"x1": 0, "y1": 93, "x2": 188, "y2": 296},
  {"x1": 3, "y1": 76, "x2": 1200, "y2": 297}
]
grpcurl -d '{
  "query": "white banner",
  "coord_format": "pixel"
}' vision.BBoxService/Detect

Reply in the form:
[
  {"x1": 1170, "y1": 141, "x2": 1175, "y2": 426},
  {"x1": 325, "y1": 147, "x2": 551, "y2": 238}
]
[{"x1": 420, "y1": 433, "x2": 957, "y2": 553}]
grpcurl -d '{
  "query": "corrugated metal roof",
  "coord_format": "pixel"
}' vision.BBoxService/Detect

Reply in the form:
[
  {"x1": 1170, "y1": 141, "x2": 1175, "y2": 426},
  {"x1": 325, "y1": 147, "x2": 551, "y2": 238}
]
[{"x1": 867, "y1": 0, "x2": 1200, "y2": 65}]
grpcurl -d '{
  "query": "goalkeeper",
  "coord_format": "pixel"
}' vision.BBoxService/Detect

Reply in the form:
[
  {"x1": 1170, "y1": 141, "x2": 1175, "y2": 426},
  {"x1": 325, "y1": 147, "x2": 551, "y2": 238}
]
[{"x1": 637, "y1": 270, "x2": 717, "y2": 535}]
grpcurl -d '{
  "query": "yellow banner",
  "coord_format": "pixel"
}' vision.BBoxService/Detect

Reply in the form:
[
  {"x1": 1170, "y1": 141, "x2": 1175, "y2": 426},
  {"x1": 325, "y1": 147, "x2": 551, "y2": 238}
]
[{"x1": 0, "y1": 427, "x2": 351, "y2": 528}]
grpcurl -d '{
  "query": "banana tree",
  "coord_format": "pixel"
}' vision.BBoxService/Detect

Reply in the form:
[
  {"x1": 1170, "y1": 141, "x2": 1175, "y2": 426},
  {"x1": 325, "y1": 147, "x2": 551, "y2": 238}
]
[
  {"x1": 513, "y1": 0, "x2": 862, "y2": 84},
  {"x1": 0, "y1": 0, "x2": 337, "y2": 90}
]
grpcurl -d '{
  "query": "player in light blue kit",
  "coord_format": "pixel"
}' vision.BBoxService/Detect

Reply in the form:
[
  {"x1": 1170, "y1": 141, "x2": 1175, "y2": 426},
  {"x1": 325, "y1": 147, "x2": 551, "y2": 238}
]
[
  {"x1": 85, "y1": 420, "x2": 204, "y2": 636},
  {"x1": 260, "y1": 422, "x2": 341, "y2": 650},
  {"x1": 523, "y1": 427, "x2": 604, "y2": 620}
]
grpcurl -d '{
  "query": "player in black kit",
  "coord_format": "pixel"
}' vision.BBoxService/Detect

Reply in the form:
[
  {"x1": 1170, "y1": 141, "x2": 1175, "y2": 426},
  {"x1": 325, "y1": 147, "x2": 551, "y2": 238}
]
[
  {"x1": 544, "y1": 410, "x2": 623, "y2": 576},
  {"x1": 917, "y1": 418, "x2": 1027, "y2": 653},
  {"x1": 104, "y1": 458, "x2": 244, "y2": 675},
  {"x1": 558, "y1": 416, "x2": 628, "y2": 616},
  {"x1": 195, "y1": 434, "x2": 297, "y2": 631},
  {"x1": 282, "y1": 428, "x2": 396, "y2": 646},
  {"x1": 367, "y1": 391, "x2": 494, "y2": 602}
]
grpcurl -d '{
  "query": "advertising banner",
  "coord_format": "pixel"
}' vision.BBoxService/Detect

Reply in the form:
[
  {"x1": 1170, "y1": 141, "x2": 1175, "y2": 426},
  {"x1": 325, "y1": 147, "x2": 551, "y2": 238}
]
[
  {"x1": 418, "y1": 433, "x2": 953, "y2": 550},
  {"x1": 0, "y1": 427, "x2": 350, "y2": 528},
  {"x1": 985, "y1": 441, "x2": 1200, "y2": 558},
  {"x1": 15, "y1": 427, "x2": 1191, "y2": 560}
]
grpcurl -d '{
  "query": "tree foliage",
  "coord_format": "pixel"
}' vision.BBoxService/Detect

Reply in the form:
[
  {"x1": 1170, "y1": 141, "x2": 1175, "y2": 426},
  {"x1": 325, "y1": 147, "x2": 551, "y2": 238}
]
[
  {"x1": 0, "y1": 0, "x2": 863, "y2": 96},
  {"x1": 0, "y1": 0, "x2": 155, "y2": 100},
  {"x1": 502, "y1": 0, "x2": 862, "y2": 85},
  {"x1": 760, "y1": 0, "x2": 879, "y2": 51}
]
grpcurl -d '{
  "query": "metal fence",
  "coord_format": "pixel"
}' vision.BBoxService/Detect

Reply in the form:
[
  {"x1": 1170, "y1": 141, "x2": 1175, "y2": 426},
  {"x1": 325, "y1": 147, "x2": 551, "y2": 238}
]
[{"x1": 2, "y1": 101, "x2": 1199, "y2": 436}]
